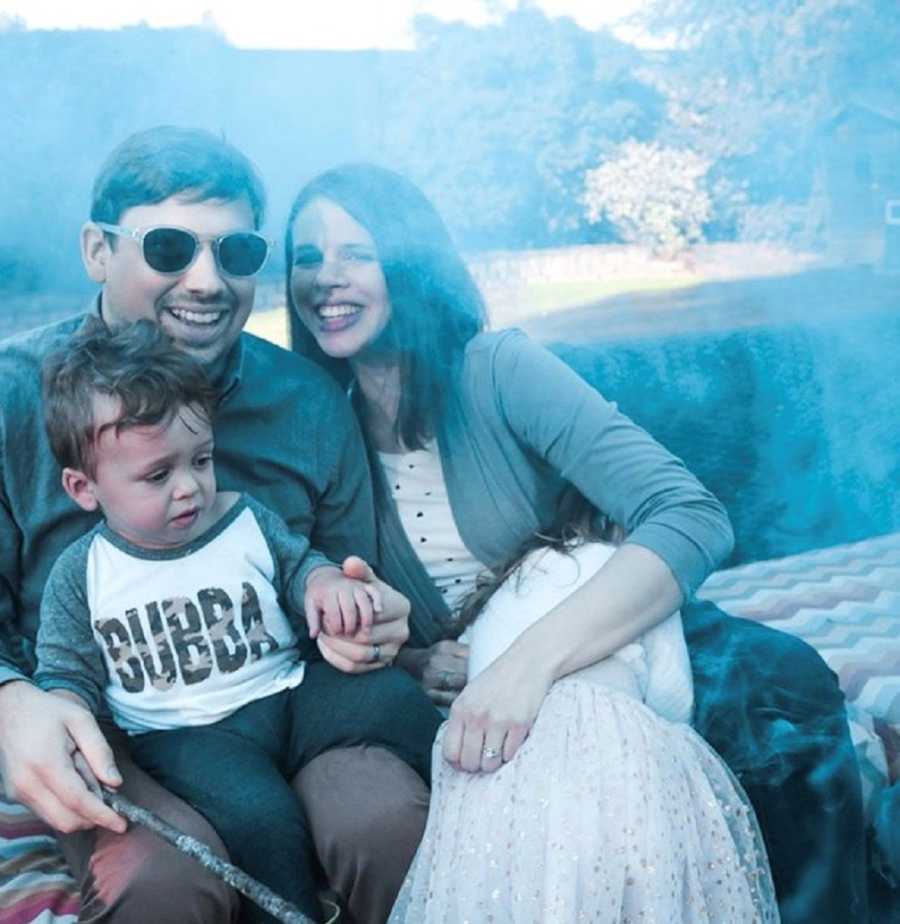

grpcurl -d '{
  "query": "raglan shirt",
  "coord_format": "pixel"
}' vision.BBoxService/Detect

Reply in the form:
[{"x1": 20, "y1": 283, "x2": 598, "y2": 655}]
[{"x1": 34, "y1": 494, "x2": 328, "y2": 734}]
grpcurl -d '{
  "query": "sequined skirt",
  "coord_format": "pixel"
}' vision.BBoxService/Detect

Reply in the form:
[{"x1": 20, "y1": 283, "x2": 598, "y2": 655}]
[{"x1": 389, "y1": 679, "x2": 779, "y2": 923}]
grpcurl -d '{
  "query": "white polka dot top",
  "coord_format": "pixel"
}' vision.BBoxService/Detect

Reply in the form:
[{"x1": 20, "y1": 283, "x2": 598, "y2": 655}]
[{"x1": 378, "y1": 442, "x2": 486, "y2": 614}]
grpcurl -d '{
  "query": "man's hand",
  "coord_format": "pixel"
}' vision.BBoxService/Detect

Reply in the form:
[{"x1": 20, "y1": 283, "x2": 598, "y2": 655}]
[
  {"x1": 0, "y1": 681, "x2": 126, "y2": 833},
  {"x1": 314, "y1": 557, "x2": 410, "y2": 674},
  {"x1": 396, "y1": 641, "x2": 469, "y2": 708}
]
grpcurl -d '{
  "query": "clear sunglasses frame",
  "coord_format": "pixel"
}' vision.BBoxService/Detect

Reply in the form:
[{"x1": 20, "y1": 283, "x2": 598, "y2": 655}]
[{"x1": 95, "y1": 222, "x2": 274, "y2": 278}]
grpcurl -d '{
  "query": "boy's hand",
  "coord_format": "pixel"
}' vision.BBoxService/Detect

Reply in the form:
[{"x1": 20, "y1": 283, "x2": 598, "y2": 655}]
[
  {"x1": 304, "y1": 565, "x2": 382, "y2": 638},
  {"x1": 314, "y1": 557, "x2": 412, "y2": 674}
]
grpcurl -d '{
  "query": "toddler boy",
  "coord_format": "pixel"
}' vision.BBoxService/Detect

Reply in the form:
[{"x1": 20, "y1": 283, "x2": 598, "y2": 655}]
[{"x1": 34, "y1": 317, "x2": 441, "y2": 923}]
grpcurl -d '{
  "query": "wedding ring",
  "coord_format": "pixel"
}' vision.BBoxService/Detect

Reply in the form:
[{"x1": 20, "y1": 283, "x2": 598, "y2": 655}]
[
  {"x1": 369, "y1": 643, "x2": 382, "y2": 663},
  {"x1": 482, "y1": 746, "x2": 500, "y2": 760}
]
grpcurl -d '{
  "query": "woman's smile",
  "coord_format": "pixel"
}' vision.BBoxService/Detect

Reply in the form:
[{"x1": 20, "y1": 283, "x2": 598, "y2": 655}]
[{"x1": 316, "y1": 302, "x2": 365, "y2": 332}]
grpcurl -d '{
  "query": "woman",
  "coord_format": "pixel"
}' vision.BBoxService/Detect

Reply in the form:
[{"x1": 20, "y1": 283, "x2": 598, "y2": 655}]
[{"x1": 283, "y1": 164, "x2": 780, "y2": 921}]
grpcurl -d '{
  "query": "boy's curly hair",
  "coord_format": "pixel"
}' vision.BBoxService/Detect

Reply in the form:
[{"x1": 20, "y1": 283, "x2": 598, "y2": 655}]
[{"x1": 43, "y1": 316, "x2": 218, "y2": 477}]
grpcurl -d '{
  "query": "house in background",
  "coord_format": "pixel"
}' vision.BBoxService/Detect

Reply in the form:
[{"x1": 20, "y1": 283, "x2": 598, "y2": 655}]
[{"x1": 819, "y1": 91, "x2": 900, "y2": 270}]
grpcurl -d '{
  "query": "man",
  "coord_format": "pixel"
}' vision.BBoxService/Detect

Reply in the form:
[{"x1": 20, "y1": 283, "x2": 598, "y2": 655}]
[{"x1": 0, "y1": 125, "x2": 431, "y2": 923}]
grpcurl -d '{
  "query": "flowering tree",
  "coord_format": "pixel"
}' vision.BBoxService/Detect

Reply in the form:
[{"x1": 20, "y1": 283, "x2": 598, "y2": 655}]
[
  {"x1": 583, "y1": 141, "x2": 712, "y2": 256},
  {"x1": 378, "y1": 9, "x2": 664, "y2": 250},
  {"x1": 638, "y1": 0, "x2": 900, "y2": 240}
]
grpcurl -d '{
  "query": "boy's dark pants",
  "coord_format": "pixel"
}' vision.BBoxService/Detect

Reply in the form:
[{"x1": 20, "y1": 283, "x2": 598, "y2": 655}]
[
  {"x1": 684, "y1": 599, "x2": 869, "y2": 924},
  {"x1": 127, "y1": 662, "x2": 442, "y2": 924}
]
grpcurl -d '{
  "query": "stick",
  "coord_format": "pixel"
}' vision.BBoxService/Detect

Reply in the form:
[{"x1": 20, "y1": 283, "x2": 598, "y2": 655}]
[{"x1": 101, "y1": 786, "x2": 316, "y2": 924}]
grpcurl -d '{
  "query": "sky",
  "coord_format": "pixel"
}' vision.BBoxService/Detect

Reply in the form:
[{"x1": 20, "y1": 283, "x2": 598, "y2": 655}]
[{"x1": 0, "y1": 1, "x2": 652, "y2": 49}]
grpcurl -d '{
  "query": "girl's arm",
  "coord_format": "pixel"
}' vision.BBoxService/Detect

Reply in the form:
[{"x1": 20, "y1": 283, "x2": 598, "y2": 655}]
[
  {"x1": 395, "y1": 640, "x2": 469, "y2": 707},
  {"x1": 442, "y1": 543, "x2": 680, "y2": 772}
]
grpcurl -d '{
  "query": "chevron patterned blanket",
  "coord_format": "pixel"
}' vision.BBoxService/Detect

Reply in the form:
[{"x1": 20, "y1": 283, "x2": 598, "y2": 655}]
[
  {"x1": 699, "y1": 529, "x2": 900, "y2": 812},
  {"x1": 3, "y1": 531, "x2": 898, "y2": 923}
]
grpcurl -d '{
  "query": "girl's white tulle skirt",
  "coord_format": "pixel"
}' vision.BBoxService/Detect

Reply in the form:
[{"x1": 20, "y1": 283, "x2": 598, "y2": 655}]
[{"x1": 389, "y1": 677, "x2": 779, "y2": 923}]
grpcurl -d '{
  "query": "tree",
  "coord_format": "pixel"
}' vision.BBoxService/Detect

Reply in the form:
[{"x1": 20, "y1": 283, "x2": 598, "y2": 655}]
[
  {"x1": 583, "y1": 141, "x2": 711, "y2": 255},
  {"x1": 636, "y1": 0, "x2": 900, "y2": 240},
  {"x1": 376, "y1": 8, "x2": 665, "y2": 249}
]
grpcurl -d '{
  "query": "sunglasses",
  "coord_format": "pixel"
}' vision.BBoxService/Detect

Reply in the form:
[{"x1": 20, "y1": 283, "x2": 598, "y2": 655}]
[{"x1": 96, "y1": 223, "x2": 273, "y2": 278}]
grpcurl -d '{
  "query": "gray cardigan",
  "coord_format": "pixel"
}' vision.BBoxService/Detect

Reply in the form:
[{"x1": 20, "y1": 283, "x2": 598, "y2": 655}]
[{"x1": 371, "y1": 329, "x2": 734, "y2": 646}]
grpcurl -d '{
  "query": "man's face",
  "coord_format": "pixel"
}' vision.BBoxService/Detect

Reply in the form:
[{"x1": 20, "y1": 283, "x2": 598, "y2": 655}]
[{"x1": 91, "y1": 195, "x2": 257, "y2": 376}]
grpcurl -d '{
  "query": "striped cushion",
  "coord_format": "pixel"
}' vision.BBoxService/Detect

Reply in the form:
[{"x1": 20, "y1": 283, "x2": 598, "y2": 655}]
[{"x1": 0, "y1": 797, "x2": 77, "y2": 924}]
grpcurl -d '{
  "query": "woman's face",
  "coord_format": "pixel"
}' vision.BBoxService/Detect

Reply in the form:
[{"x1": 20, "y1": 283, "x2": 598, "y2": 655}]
[{"x1": 290, "y1": 198, "x2": 392, "y2": 361}]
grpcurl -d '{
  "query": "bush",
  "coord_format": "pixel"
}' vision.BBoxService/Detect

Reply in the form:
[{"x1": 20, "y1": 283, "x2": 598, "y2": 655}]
[{"x1": 583, "y1": 141, "x2": 711, "y2": 256}]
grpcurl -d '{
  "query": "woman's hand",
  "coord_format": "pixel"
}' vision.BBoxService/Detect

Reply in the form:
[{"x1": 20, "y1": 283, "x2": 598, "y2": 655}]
[
  {"x1": 441, "y1": 653, "x2": 553, "y2": 774},
  {"x1": 396, "y1": 640, "x2": 469, "y2": 707},
  {"x1": 314, "y1": 556, "x2": 410, "y2": 673}
]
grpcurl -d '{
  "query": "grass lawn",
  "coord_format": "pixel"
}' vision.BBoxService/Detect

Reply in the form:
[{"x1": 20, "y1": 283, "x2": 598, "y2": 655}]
[
  {"x1": 245, "y1": 274, "x2": 701, "y2": 349},
  {"x1": 487, "y1": 276, "x2": 698, "y2": 327},
  {"x1": 1, "y1": 243, "x2": 812, "y2": 347}
]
